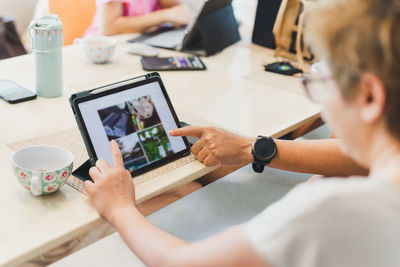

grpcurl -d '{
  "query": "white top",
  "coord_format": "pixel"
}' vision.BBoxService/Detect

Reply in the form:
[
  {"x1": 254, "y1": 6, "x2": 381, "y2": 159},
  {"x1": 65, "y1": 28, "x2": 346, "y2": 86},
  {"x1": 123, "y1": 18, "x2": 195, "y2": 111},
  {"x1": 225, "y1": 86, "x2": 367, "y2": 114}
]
[{"x1": 243, "y1": 177, "x2": 400, "y2": 267}]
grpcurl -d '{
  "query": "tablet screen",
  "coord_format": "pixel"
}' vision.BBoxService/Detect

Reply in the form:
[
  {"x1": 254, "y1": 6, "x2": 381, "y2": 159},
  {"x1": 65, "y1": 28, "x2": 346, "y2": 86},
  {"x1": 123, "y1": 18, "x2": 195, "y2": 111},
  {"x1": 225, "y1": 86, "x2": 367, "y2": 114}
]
[{"x1": 77, "y1": 80, "x2": 188, "y2": 173}]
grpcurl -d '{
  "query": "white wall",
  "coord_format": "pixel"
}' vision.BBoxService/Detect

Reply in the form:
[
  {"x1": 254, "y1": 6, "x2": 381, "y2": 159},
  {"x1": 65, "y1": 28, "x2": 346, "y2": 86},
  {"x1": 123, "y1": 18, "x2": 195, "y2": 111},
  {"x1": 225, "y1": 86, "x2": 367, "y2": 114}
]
[{"x1": 0, "y1": 0, "x2": 39, "y2": 35}]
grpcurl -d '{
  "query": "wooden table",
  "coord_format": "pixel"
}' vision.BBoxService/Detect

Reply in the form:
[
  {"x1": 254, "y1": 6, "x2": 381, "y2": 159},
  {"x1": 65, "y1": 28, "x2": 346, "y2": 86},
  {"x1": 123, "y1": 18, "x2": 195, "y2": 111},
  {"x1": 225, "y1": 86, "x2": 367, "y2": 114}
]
[{"x1": 0, "y1": 1, "x2": 320, "y2": 266}]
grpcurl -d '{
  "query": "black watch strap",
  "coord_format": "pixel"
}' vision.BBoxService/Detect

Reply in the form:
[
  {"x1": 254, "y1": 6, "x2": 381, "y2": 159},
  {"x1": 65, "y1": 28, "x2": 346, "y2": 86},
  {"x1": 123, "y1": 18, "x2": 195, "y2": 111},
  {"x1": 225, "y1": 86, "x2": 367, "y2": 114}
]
[
  {"x1": 252, "y1": 161, "x2": 265, "y2": 173},
  {"x1": 251, "y1": 136, "x2": 277, "y2": 173}
]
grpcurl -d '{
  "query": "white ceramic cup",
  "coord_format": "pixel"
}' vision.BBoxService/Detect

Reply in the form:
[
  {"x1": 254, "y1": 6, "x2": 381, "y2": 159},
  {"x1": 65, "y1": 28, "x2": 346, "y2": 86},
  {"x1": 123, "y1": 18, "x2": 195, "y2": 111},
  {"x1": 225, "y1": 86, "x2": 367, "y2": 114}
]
[
  {"x1": 12, "y1": 146, "x2": 74, "y2": 196},
  {"x1": 74, "y1": 36, "x2": 116, "y2": 64}
]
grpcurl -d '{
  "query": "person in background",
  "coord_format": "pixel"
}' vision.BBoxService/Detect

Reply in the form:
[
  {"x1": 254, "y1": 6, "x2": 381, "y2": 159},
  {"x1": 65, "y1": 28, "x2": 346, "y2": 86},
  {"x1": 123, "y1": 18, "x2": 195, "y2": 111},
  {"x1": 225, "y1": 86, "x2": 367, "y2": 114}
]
[
  {"x1": 85, "y1": 0, "x2": 192, "y2": 37},
  {"x1": 84, "y1": 0, "x2": 400, "y2": 266}
]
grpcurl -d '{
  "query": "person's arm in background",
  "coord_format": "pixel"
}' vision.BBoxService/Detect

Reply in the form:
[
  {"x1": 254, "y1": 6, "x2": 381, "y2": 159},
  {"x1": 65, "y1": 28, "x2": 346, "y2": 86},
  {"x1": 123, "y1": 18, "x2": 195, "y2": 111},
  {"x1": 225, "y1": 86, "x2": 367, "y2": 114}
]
[
  {"x1": 100, "y1": 2, "x2": 192, "y2": 36},
  {"x1": 169, "y1": 127, "x2": 369, "y2": 177},
  {"x1": 85, "y1": 141, "x2": 269, "y2": 267}
]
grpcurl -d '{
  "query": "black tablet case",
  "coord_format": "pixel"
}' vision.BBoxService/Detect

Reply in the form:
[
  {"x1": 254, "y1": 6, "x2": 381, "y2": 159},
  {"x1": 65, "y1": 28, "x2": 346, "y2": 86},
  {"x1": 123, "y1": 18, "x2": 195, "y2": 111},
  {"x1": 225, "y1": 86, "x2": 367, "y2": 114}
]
[
  {"x1": 73, "y1": 159, "x2": 92, "y2": 181},
  {"x1": 69, "y1": 73, "x2": 160, "y2": 182},
  {"x1": 193, "y1": 4, "x2": 241, "y2": 56},
  {"x1": 252, "y1": 0, "x2": 282, "y2": 49},
  {"x1": 129, "y1": 2, "x2": 240, "y2": 57},
  {"x1": 69, "y1": 73, "x2": 194, "y2": 182}
]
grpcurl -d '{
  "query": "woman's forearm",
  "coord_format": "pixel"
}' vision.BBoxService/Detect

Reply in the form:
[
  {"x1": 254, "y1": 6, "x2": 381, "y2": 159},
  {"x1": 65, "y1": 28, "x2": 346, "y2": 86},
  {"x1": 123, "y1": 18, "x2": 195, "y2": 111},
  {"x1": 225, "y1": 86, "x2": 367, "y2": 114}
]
[
  {"x1": 85, "y1": 140, "x2": 267, "y2": 267},
  {"x1": 100, "y1": 3, "x2": 171, "y2": 35},
  {"x1": 269, "y1": 139, "x2": 369, "y2": 177},
  {"x1": 110, "y1": 206, "x2": 188, "y2": 267},
  {"x1": 110, "y1": 206, "x2": 267, "y2": 267},
  {"x1": 101, "y1": 9, "x2": 169, "y2": 35}
]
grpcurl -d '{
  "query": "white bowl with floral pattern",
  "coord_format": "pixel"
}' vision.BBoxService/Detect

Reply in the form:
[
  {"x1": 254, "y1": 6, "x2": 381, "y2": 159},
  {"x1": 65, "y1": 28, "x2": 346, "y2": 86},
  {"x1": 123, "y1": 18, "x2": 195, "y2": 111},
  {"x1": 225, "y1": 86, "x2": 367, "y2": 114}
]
[
  {"x1": 12, "y1": 145, "x2": 73, "y2": 196},
  {"x1": 74, "y1": 36, "x2": 116, "y2": 64}
]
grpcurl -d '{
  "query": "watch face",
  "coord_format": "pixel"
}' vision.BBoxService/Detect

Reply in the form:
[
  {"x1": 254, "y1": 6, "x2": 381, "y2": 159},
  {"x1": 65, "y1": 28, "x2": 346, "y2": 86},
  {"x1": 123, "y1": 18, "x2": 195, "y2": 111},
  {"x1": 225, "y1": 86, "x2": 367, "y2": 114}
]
[{"x1": 254, "y1": 138, "x2": 275, "y2": 160}]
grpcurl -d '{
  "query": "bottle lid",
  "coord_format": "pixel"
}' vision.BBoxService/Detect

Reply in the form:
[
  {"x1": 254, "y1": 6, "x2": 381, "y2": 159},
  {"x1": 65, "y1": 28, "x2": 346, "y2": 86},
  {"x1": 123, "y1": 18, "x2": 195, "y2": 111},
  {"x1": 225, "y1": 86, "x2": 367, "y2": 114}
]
[{"x1": 29, "y1": 14, "x2": 62, "y2": 35}]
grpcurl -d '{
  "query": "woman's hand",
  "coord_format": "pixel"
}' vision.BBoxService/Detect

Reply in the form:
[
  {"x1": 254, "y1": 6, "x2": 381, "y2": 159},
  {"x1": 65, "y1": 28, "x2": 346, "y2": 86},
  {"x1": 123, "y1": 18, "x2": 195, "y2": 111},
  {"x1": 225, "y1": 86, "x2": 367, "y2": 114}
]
[
  {"x1": 84, "y1": 140, "x2": 136, "y2": 224},
  {"x1": 164, "y1": 4, "x2": 193, "y2": 26},
  {"x1": 169, "y1": 126, "x2": 255, "y2": 167}
]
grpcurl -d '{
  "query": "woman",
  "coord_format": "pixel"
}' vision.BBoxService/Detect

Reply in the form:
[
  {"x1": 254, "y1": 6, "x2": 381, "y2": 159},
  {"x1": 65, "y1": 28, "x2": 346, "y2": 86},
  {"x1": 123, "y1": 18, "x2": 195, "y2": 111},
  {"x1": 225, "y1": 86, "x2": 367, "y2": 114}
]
[
  {"x1": 85, "y1": 0, "x2": 192, "y2": 36},
  {"x1": 83, "y1": 0, "x2": 400, "y2": 266}
]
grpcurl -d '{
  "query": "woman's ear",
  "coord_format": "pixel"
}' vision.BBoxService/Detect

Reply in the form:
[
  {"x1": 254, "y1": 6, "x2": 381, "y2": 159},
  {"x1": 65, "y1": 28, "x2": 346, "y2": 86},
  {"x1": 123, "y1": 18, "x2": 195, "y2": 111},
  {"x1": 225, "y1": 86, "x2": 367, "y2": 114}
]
[{"x1": 357, "y1": 73, "x2": 386, "y2": 124}]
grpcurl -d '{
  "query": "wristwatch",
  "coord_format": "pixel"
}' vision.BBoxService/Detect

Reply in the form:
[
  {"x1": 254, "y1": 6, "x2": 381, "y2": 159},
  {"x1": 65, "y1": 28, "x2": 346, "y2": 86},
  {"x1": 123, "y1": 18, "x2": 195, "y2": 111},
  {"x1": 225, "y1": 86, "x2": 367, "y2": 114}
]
[{"x1": 251, "y1": 136, "x2": 277, "y2": 173}]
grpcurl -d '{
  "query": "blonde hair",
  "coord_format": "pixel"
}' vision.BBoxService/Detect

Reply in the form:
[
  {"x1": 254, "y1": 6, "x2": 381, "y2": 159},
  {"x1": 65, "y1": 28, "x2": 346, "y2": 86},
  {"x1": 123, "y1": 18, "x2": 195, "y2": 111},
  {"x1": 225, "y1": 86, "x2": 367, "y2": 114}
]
[{"x1": 307, "y1": 0, "x2": 400, "y2": 138}]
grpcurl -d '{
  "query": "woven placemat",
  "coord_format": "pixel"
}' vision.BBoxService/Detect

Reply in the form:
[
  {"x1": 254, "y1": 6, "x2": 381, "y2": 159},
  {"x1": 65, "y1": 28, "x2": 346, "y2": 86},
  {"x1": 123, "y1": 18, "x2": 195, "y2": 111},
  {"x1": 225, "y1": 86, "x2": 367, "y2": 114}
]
[
  {"x1": 7, "y1": 109, "x2": 223, "y2": 194},
  {"x1": 176, "y1": 108, "x2": 230, "y2": 131}
]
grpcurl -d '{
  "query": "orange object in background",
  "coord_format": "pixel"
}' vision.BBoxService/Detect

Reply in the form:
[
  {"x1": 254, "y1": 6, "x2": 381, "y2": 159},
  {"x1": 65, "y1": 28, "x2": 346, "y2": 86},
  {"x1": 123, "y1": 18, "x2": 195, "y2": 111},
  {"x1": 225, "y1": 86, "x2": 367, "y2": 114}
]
[{"x1": 49, "y1": 0, "x2": 96, "y2": 45}]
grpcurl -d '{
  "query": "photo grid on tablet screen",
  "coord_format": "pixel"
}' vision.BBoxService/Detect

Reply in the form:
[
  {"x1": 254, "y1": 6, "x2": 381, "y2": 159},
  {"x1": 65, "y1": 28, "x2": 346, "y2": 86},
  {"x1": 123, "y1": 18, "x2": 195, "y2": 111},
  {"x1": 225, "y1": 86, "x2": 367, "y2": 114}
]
[{"x1": 97, "y1": 95, "x2": 174, "y2": 173}]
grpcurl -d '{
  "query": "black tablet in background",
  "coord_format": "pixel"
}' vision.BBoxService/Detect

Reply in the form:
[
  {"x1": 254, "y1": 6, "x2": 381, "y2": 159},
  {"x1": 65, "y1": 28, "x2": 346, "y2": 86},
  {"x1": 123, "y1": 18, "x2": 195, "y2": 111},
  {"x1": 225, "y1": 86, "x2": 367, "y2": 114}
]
[{"x1": 252, "y1": 0, "x2": 282, "y2": 49}]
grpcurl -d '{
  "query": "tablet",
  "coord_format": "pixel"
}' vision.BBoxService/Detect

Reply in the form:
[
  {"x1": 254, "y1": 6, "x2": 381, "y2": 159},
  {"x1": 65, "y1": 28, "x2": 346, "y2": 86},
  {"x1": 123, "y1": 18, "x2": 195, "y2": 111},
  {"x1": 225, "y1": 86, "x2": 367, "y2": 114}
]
[
  {"x1": 70, "y1": 73, "x2": 191, "y2": 177},
  {"x1": 141, "y1": 56, "x2": 206, "y2": 71}
]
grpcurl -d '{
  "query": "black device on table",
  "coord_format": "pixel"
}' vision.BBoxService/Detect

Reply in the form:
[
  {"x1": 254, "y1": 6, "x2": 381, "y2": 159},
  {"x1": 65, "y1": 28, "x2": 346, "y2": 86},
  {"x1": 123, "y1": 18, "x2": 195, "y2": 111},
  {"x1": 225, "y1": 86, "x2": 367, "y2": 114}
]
[
  {"x1": 141, "y1": 56, "x2": 206, "y2": 71},
  {"x1": 128, "y1": 0, "x2": 240, "y2": 57},
  {"x1": 264, "y1": 62, "x2": 303, "y2": 76},
  {"x1": 0, "y1": 80, "x2": 36, "y2": 104},
  {"x1": 69, "y1": 72, "x2": 192, "y2": 181}
]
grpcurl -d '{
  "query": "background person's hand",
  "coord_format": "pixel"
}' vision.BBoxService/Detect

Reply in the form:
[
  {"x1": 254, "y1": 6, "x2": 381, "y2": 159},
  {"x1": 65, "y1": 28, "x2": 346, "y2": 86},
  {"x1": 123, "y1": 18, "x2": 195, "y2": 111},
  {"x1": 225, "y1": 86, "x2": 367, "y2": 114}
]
[
  {"x1": 169, "y1": 126, "x2": 255, "y2": 167},
  {"x1": 164, "y1": 4, "x2": 192, "y2": 26},
  {"x1": 85, "y1": 140, "x2": 136, "y2": 224}
]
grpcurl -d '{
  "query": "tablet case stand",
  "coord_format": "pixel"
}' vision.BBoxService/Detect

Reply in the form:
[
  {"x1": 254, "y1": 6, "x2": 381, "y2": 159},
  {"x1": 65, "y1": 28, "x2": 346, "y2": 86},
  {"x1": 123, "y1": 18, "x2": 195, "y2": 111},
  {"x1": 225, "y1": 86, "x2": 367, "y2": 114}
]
[
  {"x1": 186, "y1": 4, "x2": 241, "y2": 56},
  {"x1": 72, "y1": 159, "x2": 92, "y2": 182},
  {"x1": 72, "y1": 121, "x2": 198, "y2": 182}
]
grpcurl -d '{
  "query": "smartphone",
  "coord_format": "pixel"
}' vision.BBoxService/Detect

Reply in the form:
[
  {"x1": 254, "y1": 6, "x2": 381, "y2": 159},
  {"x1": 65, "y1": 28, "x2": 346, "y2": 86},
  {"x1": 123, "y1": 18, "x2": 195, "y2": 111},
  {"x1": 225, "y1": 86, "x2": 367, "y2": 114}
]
[
  {"x1": 141, "y1": 56, "x2": 207, "y2": 71},
  {"x1": 0, "y1": 80, "x2": 37, "y2": 104}
]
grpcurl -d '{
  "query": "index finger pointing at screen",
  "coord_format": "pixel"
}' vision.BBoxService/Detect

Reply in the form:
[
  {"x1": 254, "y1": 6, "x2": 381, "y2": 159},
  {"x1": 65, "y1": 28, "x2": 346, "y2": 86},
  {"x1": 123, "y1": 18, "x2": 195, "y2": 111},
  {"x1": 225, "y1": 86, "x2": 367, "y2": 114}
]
[
  {"x1": 169, "y1": 126, "x2": 204, "y2": 138},
  {"x1": 110, "y1": 140, "x2": 124, "y2": 168}
]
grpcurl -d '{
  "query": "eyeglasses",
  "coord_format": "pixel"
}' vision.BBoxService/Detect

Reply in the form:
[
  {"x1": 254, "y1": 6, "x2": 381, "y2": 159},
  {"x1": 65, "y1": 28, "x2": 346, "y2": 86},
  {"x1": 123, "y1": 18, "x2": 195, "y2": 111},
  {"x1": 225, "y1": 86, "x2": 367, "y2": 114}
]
[{"x1": 302, "y1": 74, "x2": 335, "y2": 103}]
